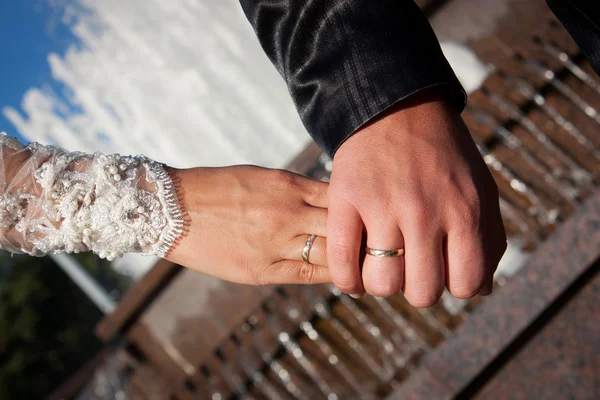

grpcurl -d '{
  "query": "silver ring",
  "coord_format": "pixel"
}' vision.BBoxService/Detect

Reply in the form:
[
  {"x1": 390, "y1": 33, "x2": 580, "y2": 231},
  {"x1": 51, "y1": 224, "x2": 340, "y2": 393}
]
[{"x1": 302, "y1": 234, "x2": 317, "y2": 262}]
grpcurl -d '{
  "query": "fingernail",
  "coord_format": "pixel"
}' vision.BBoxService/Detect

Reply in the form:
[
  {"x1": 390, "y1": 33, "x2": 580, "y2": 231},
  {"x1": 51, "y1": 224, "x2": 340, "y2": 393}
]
[{"x1": 349, "y1": 293, "x2": 363, "y2": 299}]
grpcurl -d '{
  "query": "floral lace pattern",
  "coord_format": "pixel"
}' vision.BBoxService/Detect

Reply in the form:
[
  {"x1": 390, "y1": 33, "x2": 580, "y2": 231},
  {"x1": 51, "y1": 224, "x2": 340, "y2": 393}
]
[
  {"x1": 0, "y1": 193, "x2": 29, "y2": 230},
  {"x1": 0, "y1": 132, "x2": 183, "y2": 260}
]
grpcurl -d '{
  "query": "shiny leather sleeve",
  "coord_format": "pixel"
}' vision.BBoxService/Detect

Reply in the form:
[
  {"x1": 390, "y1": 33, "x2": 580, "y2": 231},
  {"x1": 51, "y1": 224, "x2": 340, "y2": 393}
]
[
  {"x1": 239, "y1": 0, "x2": 466, "y2": 157},
  {"x1": 546, "y1": 0, "x2": 600, "y2": 77}
]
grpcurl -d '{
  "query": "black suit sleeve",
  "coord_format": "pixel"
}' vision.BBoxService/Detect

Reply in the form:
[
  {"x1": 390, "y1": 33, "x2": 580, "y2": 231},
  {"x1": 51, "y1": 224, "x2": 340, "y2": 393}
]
[
  {"x1": 546, "y1": 0, "x2": 600, "y2": 77},
  {"x1": 239, "y1": 0, "x2": 466, "y2": 157}
]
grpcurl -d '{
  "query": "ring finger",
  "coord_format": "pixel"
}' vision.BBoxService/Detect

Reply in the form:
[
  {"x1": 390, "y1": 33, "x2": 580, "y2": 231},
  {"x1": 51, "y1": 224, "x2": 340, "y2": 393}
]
[
  {"x1": 361, "y1": 219, "x2": 405, "y2": 297},
  {"x1": 282, "y1": 235, "x2": 328, "y2": 266}
]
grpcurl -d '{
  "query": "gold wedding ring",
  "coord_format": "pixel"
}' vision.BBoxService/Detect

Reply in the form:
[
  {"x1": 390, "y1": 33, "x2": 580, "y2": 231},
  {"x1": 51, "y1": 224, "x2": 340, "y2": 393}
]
[
  {"x1": 302, "y1": 234, "x2": 317, "y2": 262},
  {"x1": 365, "y1": 247, "x2": 405, "y2": 257}
]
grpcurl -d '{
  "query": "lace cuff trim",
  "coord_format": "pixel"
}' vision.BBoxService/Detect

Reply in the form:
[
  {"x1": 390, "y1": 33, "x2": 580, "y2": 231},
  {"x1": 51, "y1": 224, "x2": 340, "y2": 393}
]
[{"x1": 0, "y1": 132, "x2": 184, "y2": 260}]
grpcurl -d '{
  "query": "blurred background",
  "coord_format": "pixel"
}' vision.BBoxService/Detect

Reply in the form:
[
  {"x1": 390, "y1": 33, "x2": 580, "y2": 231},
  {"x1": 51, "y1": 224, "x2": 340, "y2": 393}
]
[{"x1": 1, "y1": 0, "x2": 599, "y2": 399}]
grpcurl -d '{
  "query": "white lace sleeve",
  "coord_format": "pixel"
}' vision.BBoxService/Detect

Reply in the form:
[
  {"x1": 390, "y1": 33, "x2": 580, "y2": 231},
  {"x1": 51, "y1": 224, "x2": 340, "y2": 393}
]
[{"x1": 0, "y1": 132, "x2": 184, "y2": 260}]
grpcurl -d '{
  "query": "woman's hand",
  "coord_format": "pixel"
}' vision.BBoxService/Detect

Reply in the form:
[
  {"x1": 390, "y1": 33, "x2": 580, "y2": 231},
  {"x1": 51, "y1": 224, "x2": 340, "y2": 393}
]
[{"x1": 165, "y1": 165, "x2": 330, "y2": 285}]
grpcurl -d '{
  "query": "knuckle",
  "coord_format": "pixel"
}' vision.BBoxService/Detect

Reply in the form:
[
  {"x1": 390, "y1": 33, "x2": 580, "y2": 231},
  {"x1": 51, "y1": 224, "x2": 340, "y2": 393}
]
[
  {"x1": 333, "y1": 279, "x2": 362, "y2": 294},
  {"x1": 449, "y1": 275, "x2": 483, "y2": 299},
  {"x1": 448, "y1": 265, "x2": 485, "y2": 299},
  {"x1": 406, "y1": 292, "x2": 441, "y2": 308},
  {"x1": 298, "y1": 262, "x2": 315, "y2": 284},
  {"x1": 366, "y1": 281, "x2": 401, "y2": 298},
  {"x1": 405, "y1": 283, "x2": 445, "y2": 308},
  {"x1": 450, "y1": 284, "x2": 481, "y2": 299}
]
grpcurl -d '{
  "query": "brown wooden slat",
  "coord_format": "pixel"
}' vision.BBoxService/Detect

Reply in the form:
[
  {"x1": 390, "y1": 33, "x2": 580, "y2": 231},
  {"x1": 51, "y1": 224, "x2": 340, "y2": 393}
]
[{"x1": 95, "y1": 259, "x2": 182, "y2": 342}]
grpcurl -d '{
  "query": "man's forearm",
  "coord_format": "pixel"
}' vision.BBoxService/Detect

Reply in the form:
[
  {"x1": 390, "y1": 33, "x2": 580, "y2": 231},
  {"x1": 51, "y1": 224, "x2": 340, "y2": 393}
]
[{"x1": 239, "y1": 0, "x2": 466, "y2": 157}]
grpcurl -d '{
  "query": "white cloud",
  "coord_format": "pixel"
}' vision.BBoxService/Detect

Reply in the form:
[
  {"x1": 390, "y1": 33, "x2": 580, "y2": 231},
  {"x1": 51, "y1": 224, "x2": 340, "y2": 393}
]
[{"x1": 4, "y1": 0, "x2": 310, "y2": 168}]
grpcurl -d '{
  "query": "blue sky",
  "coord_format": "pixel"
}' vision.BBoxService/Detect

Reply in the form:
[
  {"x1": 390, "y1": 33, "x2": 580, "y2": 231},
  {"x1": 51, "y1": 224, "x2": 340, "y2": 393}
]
[{"x1": 0, "y1": 1, "x2": 75, "y2": 142}]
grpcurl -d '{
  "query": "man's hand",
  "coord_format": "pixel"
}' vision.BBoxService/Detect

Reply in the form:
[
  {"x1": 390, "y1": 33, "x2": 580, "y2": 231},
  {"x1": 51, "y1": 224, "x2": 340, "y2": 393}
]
[{"x1": 327, "y1": 90, "x2": 507, "y2": 306}]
